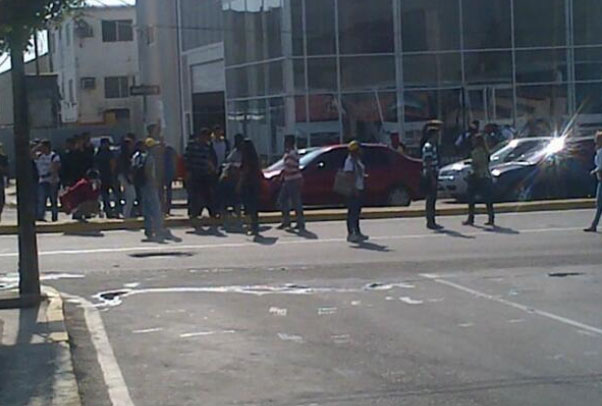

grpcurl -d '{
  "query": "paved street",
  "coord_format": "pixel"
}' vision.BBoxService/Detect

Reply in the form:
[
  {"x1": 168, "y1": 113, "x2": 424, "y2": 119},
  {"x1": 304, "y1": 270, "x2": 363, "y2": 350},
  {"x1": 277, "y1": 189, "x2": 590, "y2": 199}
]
[{"x1": 1, "y1": 209, "x2": 601, "y2": 405}]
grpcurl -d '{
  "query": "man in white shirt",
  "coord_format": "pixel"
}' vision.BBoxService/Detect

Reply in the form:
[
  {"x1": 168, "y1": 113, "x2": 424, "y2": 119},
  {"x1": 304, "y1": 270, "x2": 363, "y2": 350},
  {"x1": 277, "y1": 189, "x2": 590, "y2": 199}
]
[
  {"x1": 584, "y1": 131, "x2": 602, "y2": 232},
  {"x1": 34, "y1": 140, "x2": 61, "y2": 222}
]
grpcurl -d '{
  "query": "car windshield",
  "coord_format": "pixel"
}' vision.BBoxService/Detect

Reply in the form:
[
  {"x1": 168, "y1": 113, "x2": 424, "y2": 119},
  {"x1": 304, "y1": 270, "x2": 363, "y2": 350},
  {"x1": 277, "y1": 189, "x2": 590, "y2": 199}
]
[
  {"x1": 491, "y1": 139, "x2": 549, "y2": 164},
  {"x1": 265, "y1": 148, "x2": 323, "y2": 171}
]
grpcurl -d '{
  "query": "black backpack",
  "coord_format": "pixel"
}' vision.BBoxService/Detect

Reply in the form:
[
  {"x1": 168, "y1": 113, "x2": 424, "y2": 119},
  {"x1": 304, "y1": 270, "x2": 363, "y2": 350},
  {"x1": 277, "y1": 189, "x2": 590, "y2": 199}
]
[{"x1": 131, "y1": 152, "x2": 148, "y2": 187}]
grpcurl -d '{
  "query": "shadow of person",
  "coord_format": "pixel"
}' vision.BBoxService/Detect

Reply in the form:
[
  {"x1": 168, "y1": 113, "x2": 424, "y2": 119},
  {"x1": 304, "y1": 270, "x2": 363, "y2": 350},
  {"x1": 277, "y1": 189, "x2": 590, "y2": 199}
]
[
  {"x1": 473, "y1": 224, "x2": 520, "y2": 235},
  {"x1": 287, "y1": 228, "x2": 319, "y2": 240},
  {"x1": 435, "y1": 228, "x2": 476, "y2": 239},
  {"x1": 252, "y1": 235, "x2": 279, "y2": 245},
  {"x1": 63, "y1": 230, "x2": 105, "y2": 237},
  {"x1": 187, "y1": 226, "x2": 227, "y2": 238},
  {"x1": 350, "y1": 241, "x2": 391, "y2": 252}
]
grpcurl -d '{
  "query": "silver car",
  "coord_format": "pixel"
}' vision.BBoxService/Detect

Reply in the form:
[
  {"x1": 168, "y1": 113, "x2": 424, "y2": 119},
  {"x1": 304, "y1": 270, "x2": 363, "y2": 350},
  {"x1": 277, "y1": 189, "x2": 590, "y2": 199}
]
[{"x1": 438, "y1": 137, "x2": 551, "y2": 201}]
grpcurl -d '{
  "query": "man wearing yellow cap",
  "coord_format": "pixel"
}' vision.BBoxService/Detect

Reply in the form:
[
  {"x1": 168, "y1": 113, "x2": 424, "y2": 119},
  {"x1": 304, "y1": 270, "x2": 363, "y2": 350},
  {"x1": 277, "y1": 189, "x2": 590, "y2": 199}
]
[{"x1": 343, "y1": 140, "x2": 368, "y2": 243}]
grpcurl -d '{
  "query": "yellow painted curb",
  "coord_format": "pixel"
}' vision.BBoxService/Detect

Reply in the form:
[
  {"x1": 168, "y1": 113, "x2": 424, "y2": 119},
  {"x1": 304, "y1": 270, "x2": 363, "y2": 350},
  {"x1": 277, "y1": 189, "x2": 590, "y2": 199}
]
[{"x1": 0, "y1": 199, "x2": 595, "y2": 235}]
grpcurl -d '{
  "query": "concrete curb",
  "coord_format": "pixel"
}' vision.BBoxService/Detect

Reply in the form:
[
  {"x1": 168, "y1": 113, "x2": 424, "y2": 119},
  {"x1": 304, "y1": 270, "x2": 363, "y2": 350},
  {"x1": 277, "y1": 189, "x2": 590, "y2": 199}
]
[
  {"x1": 42, "y1": 286, "x2": 82, "y2": 406},
  {"x1": 0, "y1": 198, "x2": 595, "y2": 235}
]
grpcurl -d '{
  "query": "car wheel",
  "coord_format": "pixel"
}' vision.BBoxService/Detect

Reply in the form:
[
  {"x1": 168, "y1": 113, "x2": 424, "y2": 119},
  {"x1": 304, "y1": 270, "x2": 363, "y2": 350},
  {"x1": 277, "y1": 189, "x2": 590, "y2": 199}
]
[{"x1": 388, "y1": 185, "x2": 411, "y2": 207}]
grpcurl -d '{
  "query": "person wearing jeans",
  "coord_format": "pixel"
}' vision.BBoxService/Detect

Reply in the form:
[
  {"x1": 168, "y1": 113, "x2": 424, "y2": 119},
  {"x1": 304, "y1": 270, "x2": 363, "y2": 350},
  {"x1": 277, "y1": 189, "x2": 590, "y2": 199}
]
[
  {"x1": 278, "y1": 135, "x2": 305, "y2": 231},
  {"x1": 584, "y1": 131, "x2": 602, "y2": 232},
  {"x1": 463, "y1": 134, "x2": 495, "y2": 226},
  {"x1": 344, "y1": 141, "x2": 368, "y2": 243},
  {"x1": 34, "y1": 140, "x2": 61, "y2": 222}
]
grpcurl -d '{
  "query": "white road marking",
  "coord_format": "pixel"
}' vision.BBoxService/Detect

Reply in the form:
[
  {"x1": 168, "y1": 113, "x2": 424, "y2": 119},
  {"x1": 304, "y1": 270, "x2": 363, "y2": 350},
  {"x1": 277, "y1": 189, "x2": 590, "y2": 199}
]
[
  {"x1": 277, "y1": 333, "x2": 304, "y2": 343},
  {"x1": 62, "y1": 293, "x2": 135, "y2": 406},
  {"x1": 421, "y1": 274, "x2": 602, "y2": 337},
  {"x1": 269, "y1": 306, "x2": 288, "y2": 316},
  {"x1": 132, "y1": 328, "x2": 163, "y2": 334},
  {"x1": 180, "y1": 330, "x2": 235, "y2": 338},
  {"x1": 0, "y1": 226, "x2": 585, "y2": 258},
  {"x1": 399, "y1": 296, "x2": 423, "y2": 305}
]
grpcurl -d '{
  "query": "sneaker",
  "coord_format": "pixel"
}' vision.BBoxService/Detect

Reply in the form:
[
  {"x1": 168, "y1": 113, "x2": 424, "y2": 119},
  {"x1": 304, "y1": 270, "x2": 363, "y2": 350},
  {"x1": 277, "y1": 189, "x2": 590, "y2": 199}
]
[
  {"x1": 294, "y1": 224, "x2": 306, "y2": 232},
  {"x1": 357, "y1": 233, "x2": 369, "y2": 241},
  {"x1": 462, "y1": 219, "x2": 474, "y2": 226},
  {"x1": 584, "y1": 226, "x2": 597, "y2": 233},
  {"x1": 347, "y1": 233, "x2": 360, "y2": 243},
  {"x1": 277, "y1": 223, "x2": 290, "y2": 230},
  {"x1": 485, "y1": 220, "x2": 495, "y2": 227}
]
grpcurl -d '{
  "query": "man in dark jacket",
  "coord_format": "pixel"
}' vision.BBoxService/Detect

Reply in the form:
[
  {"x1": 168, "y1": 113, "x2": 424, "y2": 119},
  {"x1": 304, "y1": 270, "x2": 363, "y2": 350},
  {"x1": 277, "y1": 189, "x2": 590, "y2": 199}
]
[
  {"x1": 95, "y1": 138, "x2": 120, "y2": 218},
  {"x1": 184, "y1": 128, "x2": 218, "y2": 220}
]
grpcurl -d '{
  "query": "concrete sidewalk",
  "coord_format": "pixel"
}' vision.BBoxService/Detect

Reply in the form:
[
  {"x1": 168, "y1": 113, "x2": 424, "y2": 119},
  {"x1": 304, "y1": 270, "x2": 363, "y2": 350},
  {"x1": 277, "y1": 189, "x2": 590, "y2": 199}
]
[{"x1": 0, "y1": 287, "x2": 81, "y2": 406}]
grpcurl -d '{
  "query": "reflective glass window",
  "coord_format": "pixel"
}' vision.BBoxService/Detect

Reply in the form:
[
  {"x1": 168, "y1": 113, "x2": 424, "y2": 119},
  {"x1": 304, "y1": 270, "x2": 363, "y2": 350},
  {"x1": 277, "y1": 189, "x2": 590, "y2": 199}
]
[
  {"x1": 515, "y1": 49, "x2": 567, "y2": 84},
  {"x1": 291, "y1": 0, "x2": 304, "y2": 55},
  {"x1": 514, "y1": 0, "x2": 565, "y2": 47},
  {"x1": 226, "y1": 67, "x2": 248, "y2": 98},
  {"x1": 306, "y1": 0, "x2": 336, "y2": 55},
  {"x1": 341, "y1": 92, "x2": 397, "y2": 143},
  {"x1": 340, "y1": 56, "x2": 396, "y2": 91},
  {"x1": 575, "y1": 47, "x2": 602, "y2": 81},
  {"x1": 516, "y1": 85, "x2": 569, "y2": 129},
  {"x1": 576, "y1": 83, "x2": 602, "y2": 114},
  {"x1": 224, "y1": 0, "x2": 247, "y2": 65},
  {"x1": 464, "y1": 51, "x2": 512, "y2": 84},
  {"x1": 293, "y1": 58, "x2": 306, "y2": 93},
  {"x1": 266, "y1": 0, "x2": 283, "y2": 58},
  {"x1": 267, "y1": 61, "x2": 284, "y2": 95},
  {"x1": 401, "y1": 0, "x2": 460, "y2": 52},
  {"x1": 574, "y1": 0, "x2": 602, "y2": 45},
  {"x1": 403, "y1": 53, "x2": 462, "y2": 88},
  {"x1": 462, "y1": 0, "x2": 511, "y2": 50},
  {"x1": 338, "y1": 0, "x2": 394, "y2": 54},
  {"x1": 307, "y1": 94, "x2": 341, "y2": 123},
  {"x1": 308, "y1": 58, "x2": 337, "y2": 92}
]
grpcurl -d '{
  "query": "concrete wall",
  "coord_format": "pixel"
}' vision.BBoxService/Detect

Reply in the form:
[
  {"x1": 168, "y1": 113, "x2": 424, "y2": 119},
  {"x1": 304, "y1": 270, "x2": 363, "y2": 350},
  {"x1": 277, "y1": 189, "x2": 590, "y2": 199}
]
[{"x1": 50, "y1": 6, "x2": 142, "y2": 129}]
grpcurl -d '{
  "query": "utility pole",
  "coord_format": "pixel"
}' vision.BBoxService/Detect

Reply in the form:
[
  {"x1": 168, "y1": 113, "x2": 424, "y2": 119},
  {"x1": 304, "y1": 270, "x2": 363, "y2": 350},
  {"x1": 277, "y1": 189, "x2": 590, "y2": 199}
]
[{"x1": 9, "y1": 29, "x2": 41, "y2": 298}]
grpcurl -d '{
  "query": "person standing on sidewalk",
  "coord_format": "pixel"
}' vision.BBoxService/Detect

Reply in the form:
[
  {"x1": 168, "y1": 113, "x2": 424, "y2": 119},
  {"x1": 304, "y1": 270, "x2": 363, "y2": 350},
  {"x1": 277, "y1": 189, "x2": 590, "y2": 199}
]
[
  {"x1": 422, "y1": 121, "x2": 443, "y2": 230},
  {"x1": 584, "y1": 131, "x2": 602, "y2": 232},
  {"x1": 212, "y1": 125, "x2": 230, "y2": 170},
  {"x1": 238, "y1": 139, "x2": 263, "y2": 236},
  {"x1": 463, "y1": 134, "x2": 495, "y2": 227},
  {"x1": 0, "y1": 143, "x2": 8, "y2": 222},
  {"x1": 277, "y1": 135, "x2": 305, "y2": 231},
  {"x1": 95, "y1": 138, "x2": 120, "y2": 218},
  {"x1": 133, "y1": 138, "x2": 177, "y2": 242},
  {"x1": 344, "y1": 141, "x2": 368, "y2": 243},
  {"x1": 184, "y1": 128, "x2": 218, "y2": 220},
  {"x1": 34, "y1": 140, "x2": 61, "y2": 222},
  {"x1": 117, "y1": 137, "x2": 136, "y2": 218}
]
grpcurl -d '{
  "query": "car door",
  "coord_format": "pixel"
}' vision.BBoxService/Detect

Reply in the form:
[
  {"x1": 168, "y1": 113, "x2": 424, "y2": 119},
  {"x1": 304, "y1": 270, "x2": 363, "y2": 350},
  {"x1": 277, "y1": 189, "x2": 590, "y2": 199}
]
[
  {"x1": 302, "y1": 149, "x2": 347, "y2": 206},
  {"x1": 361, "y1": 147, "x2": 393, "y2": 206}
]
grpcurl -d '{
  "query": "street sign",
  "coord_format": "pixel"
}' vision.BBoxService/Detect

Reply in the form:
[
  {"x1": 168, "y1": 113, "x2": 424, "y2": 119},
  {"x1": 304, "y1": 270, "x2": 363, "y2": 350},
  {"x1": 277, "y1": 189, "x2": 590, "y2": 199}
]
[{"x1": 130, "y1": 85, "x2": 161, "y2": 96}]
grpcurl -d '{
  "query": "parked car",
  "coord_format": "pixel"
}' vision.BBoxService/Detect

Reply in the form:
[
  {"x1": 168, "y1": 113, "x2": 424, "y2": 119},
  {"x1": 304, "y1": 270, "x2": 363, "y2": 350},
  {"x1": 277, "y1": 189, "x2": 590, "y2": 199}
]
[
  {"x1": 260, "y1": 144, "x2": 423, "y2": 209},
  {"x1": 438, "y1": 137, "x2": 551, "y2": 201},
  {"x1": 491, "y1": 136, "x2": 597, "y2": 201}
]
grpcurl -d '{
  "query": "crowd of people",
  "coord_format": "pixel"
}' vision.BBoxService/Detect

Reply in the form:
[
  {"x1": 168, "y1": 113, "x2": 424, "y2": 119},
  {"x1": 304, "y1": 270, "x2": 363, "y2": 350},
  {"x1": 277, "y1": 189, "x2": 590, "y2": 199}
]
[{"x1": 7, "y1": 118, "x2": 602, "y2": 243}]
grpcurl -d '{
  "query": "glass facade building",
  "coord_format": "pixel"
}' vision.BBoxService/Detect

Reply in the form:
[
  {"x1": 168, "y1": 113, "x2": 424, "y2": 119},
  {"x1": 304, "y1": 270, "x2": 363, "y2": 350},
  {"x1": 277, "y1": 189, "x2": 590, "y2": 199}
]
[{"x1": 223, "y1": 0, "x2": 602, "y2": 160}]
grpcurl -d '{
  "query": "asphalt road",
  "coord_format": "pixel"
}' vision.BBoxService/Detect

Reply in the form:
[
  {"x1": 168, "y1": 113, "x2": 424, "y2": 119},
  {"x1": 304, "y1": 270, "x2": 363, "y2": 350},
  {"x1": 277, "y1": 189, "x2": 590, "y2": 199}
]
[{"x1": 1, "y1": 210, "x2": 601, "y2": 405}]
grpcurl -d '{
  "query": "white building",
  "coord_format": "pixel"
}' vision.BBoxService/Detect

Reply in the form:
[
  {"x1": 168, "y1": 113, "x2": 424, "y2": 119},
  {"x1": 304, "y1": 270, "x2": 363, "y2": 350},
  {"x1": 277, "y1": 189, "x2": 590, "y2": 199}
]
[
  {"x1": 49, "y1": 5, "x2": 142, "y2": 132},
  {"x1": 137, "y1": 0, "x2": 225, "y2": 151}
]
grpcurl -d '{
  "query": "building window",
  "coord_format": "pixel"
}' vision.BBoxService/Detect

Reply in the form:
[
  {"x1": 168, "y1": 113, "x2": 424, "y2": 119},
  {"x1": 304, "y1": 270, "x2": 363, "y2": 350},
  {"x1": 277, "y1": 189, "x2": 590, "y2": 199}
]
[
  {"x1": 81, "y1": 77, "x2": 96, "y2": 90},
  {"x1": 104, "y1": 76, "x2": 129, "y2": 99},
  {"x1": 65, "y1": 23, "x2": 71, "y2": 46},
  {"x1": 338, "y1": 0, "x2": 394, "y2": 54},
  {"x1": 401, "y1": 0, "x2": 461, "y2": 52},
  {"x1": 102, "y1": 20, "x2": 134, "y2": 42},
  {"x1": 68, "y1": 79, "x2": 74, "y2": 103}
]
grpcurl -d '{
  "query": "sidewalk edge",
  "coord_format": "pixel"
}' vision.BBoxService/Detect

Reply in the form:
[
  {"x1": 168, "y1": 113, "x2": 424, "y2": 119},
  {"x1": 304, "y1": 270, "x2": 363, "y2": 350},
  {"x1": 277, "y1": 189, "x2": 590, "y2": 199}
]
[{"x1": 42, "y1": 286, "x2": 82, "y2": 406}]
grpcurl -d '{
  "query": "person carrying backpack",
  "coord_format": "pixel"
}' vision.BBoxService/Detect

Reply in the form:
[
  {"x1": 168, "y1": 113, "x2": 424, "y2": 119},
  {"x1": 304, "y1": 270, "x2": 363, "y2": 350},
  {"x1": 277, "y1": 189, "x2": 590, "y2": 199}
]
[{"x1": 133, "y1": 138, "x2": 178, "y2": 242}]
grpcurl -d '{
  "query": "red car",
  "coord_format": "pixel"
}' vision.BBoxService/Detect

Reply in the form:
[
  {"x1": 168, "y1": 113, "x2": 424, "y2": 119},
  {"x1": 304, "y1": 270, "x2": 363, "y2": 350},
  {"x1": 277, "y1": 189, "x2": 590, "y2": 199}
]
[{"x1": 261, "y1": 144, "x2": 423, "y2": 209}]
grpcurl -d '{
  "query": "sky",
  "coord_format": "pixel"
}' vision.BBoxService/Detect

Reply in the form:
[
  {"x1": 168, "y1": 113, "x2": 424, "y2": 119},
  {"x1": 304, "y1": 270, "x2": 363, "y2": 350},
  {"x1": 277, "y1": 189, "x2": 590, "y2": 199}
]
[{"x1": 0, "y1": 0, "x2": 135, "y2": 73}]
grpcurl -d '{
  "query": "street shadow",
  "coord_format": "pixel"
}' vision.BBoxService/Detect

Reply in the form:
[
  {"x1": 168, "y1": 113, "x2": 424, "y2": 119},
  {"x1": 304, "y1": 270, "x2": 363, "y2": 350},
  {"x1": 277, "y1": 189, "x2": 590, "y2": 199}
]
[
  {"x1": 472, "y1": 224, "x2": 520, "y2": 235},
  {"x1": 350, "y1": 241, "x2": 391, "y2": 252},
  {"x1": 252, "y1": 235, "x2": 279, "y2": 245},
  {"x1": 0, "y1": 303, "x2": 57, "y2": 406},
  {"x1": 435, "y1": 228, "x2": 475, "y2": 239},
  {"x1": 286, "y1": 228, "x2": 319, "y2": 240},
  {"x1": 187, "y1": 226, "x2": 227, "y2": 238},
  {"x1": 63, "y1": 230, "x2": 105, "y2": 238}
]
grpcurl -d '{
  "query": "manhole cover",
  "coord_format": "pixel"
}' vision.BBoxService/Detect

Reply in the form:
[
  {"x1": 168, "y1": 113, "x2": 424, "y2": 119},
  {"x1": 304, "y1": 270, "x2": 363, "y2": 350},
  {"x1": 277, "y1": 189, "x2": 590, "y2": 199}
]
[
  {"x1": 130, "y1": 251, "x2": 194, "y2": 258},
  {"x1": 548, "y1": 272, "x2": 584, "y2": 278}
]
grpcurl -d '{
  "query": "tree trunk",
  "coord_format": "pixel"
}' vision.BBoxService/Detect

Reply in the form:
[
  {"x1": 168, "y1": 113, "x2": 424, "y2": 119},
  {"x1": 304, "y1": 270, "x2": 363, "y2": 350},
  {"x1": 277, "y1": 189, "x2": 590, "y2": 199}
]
[{"x1": 9, "y1": 32, "x2": 41, "y2": 297}]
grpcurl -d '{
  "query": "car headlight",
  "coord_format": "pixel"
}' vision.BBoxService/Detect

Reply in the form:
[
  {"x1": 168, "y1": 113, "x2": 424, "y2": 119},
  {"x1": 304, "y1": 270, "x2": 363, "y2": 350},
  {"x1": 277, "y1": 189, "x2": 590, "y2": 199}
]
[{"x1": 491, "y1": 169, "x2": 501, "y2": 177}]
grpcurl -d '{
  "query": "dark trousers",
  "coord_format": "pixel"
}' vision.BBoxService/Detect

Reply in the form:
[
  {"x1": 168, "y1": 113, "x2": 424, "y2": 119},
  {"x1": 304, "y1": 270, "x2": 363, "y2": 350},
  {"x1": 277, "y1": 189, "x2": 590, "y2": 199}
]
[
  {"x1": 188, "y1": 176, "x2": 217, "y2": 218},
  {"x1": 424, "y1": 176, "x2": 438, "y2": 226},
  {"x1": 347, "y1": 193, "x2": 363, "y2": 235},
  {"x1": 164, "y1": 180, "x2": 173, "y2": 214},
  {"x1": 467, "y1": 177, "x2": 495, "y2": 222},
  {"x1": 101, "y1": 179, "x2": 121, "y2": 216},
  {"x1": 242, "y1": 183, "x2": 260, "y2": 234}
]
